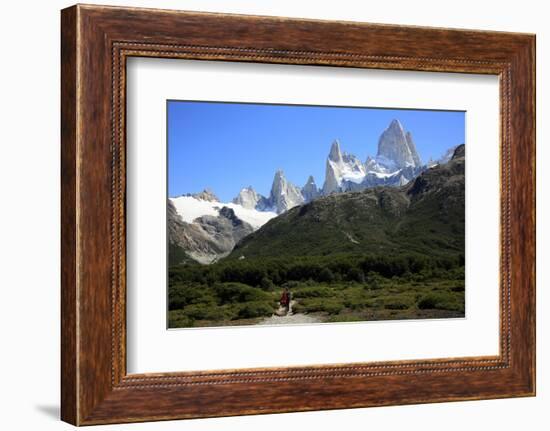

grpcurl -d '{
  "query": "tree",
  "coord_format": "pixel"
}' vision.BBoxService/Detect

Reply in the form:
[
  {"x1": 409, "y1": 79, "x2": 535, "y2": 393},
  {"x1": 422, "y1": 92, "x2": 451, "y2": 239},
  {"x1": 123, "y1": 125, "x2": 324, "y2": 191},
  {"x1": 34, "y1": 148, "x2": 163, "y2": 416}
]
[
  {"x1": 318, "y1": 267, "x2": 334, "y2": 283},
  {"x1": 260, "y1": 276, "x2": 275, "y2": 291},
  {"x1": 347, "y1": 267, "x2": 365, "y2": 283}
]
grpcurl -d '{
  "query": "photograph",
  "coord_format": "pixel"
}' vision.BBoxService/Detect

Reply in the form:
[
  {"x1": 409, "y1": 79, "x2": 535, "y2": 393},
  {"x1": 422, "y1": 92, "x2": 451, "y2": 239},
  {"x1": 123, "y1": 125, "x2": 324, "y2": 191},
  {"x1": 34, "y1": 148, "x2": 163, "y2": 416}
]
[{"x1": 167, "y1": 101, "x2": 466, "y2": 329}]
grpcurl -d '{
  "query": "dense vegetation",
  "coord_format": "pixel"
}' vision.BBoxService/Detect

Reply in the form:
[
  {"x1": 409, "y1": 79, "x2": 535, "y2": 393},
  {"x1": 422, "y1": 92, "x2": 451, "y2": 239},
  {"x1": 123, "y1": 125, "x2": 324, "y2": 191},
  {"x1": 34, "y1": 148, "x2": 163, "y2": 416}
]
[{"x1": 168, "y1": 253, "x2": 465, "y2": 328}]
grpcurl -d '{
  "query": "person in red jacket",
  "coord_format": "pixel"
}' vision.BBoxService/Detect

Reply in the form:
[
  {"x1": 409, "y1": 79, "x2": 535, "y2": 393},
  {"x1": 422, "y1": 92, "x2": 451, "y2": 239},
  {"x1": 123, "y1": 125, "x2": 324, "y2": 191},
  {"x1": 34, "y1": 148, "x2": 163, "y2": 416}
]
[{"x1": 279, "y1": 287, "x2": 291, "y2": 315}]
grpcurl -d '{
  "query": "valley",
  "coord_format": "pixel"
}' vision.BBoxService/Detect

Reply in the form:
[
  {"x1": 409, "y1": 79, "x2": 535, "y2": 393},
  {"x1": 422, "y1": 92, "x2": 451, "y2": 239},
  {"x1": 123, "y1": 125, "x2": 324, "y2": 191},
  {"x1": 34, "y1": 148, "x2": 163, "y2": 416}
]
[{"x1": 167, "y1": 118, "x2": 465, "y2": 328}]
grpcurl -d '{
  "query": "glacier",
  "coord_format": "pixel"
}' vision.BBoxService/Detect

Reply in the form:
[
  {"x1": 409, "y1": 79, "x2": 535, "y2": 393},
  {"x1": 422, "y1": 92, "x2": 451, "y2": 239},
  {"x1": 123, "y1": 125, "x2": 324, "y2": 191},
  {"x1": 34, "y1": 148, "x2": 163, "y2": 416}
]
[{"x1": 171, "y1": 195, "x2": 277, "y2": 230}]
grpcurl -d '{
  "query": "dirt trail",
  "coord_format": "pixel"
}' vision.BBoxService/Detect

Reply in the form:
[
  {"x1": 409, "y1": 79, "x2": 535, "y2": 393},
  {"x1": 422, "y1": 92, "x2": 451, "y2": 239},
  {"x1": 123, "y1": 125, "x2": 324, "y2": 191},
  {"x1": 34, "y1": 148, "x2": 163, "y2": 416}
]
[
  {"x1": 259, "y1": 313, "x2": 321, "y2": 325},
  {"x1": 259, "y1": 301, "x2": 321, "y2": 325}
]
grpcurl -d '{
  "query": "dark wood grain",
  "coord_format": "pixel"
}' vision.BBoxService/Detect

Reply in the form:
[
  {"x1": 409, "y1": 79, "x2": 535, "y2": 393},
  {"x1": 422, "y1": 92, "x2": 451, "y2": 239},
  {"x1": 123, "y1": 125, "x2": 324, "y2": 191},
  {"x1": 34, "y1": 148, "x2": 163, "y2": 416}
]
[
  {"x1": 60, "y1": 4, "x2": 536, "y2": 425},
  {"x1": 60, "y1": 5, "x2": 78, "y2": 425}
]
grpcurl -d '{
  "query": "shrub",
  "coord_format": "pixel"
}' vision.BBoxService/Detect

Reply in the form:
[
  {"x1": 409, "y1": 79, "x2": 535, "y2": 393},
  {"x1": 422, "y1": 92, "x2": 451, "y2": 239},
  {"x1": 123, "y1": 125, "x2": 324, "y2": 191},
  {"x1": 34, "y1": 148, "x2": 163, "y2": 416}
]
[
  {"x1": 418, "y1": 294, "x2": 437, "y2": 309},
  {"x1": 383, "y1": 297, "x2": 411, "y2": 310},
  {"x1": 323, "y1": 302, "x2": 344, "y2": 315},
  {"x1": 168, "y1": 283, "x2": 216, "y2": 310},
  {"x1": 260, "y1": 276, "x2": 275, "y2": 291},
  {"x1": 347, "y1": 267, "x2": 365, "y2": 283},
  {"x1": 367, "y1": 275, "x2": 382, "y2": 290},
  {"x1": 293, "y1": 286, "x2": 332, "y2": 298},
  {"x1": 417, "y1": 292, "x2": 464, "y2": 312},
  {"x1": 183, "y1": 304, "x2": 228, "y2": 321},
  {"x1": 401, "y1": 271, "x2": 413, "y2": 281},
  {"x1": 168, "y1": 310, "x2": 194, "y2": 328},
  {"x1": 213, "y1": 282, "x2": 271, "y2": 304},
  {"x1": 451, "y1": 284, "x2": 465, "y2": 292},
  {"x1": 318, "y1": 268, "x2": 334, "y2": 283},
  {"x1": 291, "y1": 302, "x2": 305, "y2": 314},
  {"x1": 237, "y1": 301, "x2": 275, "y2": 319},
  {"x1": 300, "y1": 298, "x2": 344, "y2": 315},
  {"x1": 282, "y1": 280, "x2": 300, "y2": 289}
]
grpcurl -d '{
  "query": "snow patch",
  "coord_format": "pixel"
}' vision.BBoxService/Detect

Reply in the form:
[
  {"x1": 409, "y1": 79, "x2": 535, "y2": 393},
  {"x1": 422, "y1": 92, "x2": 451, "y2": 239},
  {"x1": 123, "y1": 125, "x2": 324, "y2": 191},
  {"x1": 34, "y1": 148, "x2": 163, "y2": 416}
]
[{"x1": 170, "y1": 196, "x2": 277, "y2": 230}]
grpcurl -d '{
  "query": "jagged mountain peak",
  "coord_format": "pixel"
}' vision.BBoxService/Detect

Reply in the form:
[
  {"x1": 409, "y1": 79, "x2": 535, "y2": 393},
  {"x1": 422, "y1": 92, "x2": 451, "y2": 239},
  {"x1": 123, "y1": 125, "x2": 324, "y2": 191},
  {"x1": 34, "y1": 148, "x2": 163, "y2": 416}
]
[
  {"x1": 323, "y1": 139, "x2": 368, "y2": 195},
  {"x1": 328, "y1": 139, "x2": 343, "y2": 162},
  {"x1": 302, "y1": 175, "x2": 320, "y2": 203},
  {"x1": 189, "y1": 188, "x2": 219, "y2": 202},
  {"x1": 273, "y1": 169, "x2": 286, "y2": 181},
  {"x1": 388, "y1": 118, "x2": 405, "y2": 131},
  {"x1": 452, "y1": 144, "x2": 465, "y2": 160},
  {"x1": 377, "y1": 119, "x2": 421, "y2": 169},
  {"x1": 321, "y1": 119, "x2": 432, "y2": 196},
  {"x1": 405, "y1": 131, "x2": 422, "y2": 167},
  {"x1": 271, "y1": 169, "x2": 288, "y2": 192},
  {"x1": 269, "y1": 169, "x2": 304, "y2": 213},
  {"x1": 232, "y1": 186, "x2": 266, "y2": 210}
]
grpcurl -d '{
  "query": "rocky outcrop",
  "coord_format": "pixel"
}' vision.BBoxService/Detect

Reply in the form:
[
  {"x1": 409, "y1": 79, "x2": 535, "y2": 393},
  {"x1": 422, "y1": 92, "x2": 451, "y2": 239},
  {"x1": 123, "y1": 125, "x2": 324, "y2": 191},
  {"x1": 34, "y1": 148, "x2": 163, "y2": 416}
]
[
  {"x1": 168, "y1": 200, "x2": 254, "y2": 265},
  {"x1": 405, "y1": 131, "x2": 422, "y2": 167},
  {"x1": 268, "y1": 170, "x2": 305, "y2": 213},
  {"x1": 186, "y1": 189, "x2": 219, "y2": 202},
  {"x1": 377, "y1": 119, "x2": 422, "y2": 169},
  {"x1": 232, "y1": 186, "x2": 265, "y2": 210},
  {"x1": 302, "y1": 175, "x2": 320, "y2": 202},
  {"x1": 452, "y1": 144, "x2": 465, "y2": 159}
]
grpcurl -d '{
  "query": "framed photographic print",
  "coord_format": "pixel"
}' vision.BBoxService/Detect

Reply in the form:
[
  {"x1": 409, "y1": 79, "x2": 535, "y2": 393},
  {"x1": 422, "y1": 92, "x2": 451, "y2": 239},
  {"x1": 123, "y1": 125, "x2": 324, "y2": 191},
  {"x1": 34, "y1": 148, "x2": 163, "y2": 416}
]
[{"x1": 61, "y1": 4, "x2": 536, "y2": 425}]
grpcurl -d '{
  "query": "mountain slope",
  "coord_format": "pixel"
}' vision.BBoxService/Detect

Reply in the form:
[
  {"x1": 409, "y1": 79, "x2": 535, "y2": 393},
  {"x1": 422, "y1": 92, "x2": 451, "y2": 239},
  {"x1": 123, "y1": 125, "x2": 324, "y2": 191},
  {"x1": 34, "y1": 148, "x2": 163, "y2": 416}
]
[
  {"x1": 229, "y1": 145, "x2": 465, "y2": 260},
  {"x1": 168, "y1": 200, "x2": 255, "y2": 265}
]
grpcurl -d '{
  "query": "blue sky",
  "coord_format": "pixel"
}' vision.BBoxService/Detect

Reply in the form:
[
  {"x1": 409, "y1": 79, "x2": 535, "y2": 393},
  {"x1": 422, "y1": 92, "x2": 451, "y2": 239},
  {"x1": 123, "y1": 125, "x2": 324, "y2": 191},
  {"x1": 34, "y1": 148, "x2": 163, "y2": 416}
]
[{"x1": 168, "y1": 101, "x2": 465, "y2": 202}]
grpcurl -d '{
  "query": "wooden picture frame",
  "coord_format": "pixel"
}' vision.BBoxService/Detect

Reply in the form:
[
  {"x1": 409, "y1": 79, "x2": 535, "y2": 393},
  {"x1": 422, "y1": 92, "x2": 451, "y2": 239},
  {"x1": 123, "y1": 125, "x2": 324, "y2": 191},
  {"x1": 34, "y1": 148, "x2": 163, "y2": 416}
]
[{"x1": 61, "y1": 4, "x2": 535, "y2": 425}]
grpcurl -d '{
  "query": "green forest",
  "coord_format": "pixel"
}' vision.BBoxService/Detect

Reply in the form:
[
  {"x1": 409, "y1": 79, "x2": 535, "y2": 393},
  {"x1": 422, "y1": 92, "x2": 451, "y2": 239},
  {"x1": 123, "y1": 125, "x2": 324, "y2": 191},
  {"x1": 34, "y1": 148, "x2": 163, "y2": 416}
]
[{"x1": 168, "y1": 253, "x2": 465, "y2": 328}]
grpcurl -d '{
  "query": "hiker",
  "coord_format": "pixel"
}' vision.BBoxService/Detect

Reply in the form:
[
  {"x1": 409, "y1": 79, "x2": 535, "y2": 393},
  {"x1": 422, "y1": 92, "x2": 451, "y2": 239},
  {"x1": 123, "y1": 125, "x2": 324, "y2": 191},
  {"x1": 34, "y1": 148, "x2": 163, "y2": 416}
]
[{"x1": 279, "y1": 287, "x2": 291, "y2": 314}]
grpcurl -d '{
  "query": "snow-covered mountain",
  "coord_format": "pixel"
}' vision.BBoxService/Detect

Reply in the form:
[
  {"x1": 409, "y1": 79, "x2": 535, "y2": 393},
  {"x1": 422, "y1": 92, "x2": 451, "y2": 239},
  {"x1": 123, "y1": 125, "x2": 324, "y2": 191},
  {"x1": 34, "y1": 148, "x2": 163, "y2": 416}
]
[
  {"x1": 321, "y1": 120, "x2": 426, "y2": 194},
  {"x1": 322, "y1": 140, "x2": 367, "y2": 195},
  {"x1": 168, "y1": 118, "x2": 460, "y2": 264},
  {"x1": 169, "y1": 193, "x2": 279, "y2": 264},
  {"x1": 168, "y1": 199, "x2": 257, "y2": 265}
]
